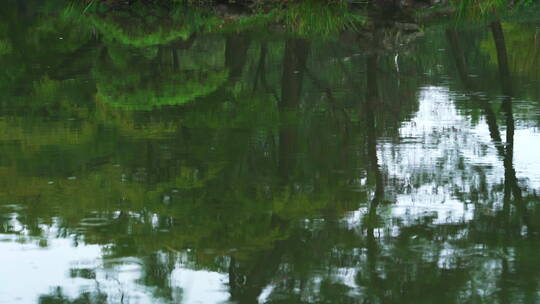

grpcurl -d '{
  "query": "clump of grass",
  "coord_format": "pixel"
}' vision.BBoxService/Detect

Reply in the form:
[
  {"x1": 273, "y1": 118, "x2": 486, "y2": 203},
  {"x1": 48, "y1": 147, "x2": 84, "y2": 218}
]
[
  {"x1": 452, "y1": 0, "x2": 508, "y2": 19},
  {"x1": 281, "y1": 0, "x2": 365, "y2": 37}
]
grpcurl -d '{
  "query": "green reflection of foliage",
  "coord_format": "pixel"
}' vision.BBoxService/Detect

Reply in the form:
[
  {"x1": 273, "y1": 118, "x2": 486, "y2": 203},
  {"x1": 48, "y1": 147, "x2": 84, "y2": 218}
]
[
  {"x1": 481, "y1": 23, "x2": 540, "y2": 80},
  {"x1": 94, "y1": 40, "x2": 229, "y2": 110},
  {"x1": 96, "y1": 69, "x2": 228, "y2": 110},
  {"x1": 90, "y1": 5, "x2": 221, "y2": 48},
  {"x1": 38, "y1": 287, "x2": 107, "y2": 304},
  {"x1": 0, "y1": 39, "x2": 12, "y2": 55},
  {"x1": 28, "y1": 5, "x2": 92, "y2": 54},
  {"x1": 7, "y1": 3, "x2": 519, "y2": 303}
]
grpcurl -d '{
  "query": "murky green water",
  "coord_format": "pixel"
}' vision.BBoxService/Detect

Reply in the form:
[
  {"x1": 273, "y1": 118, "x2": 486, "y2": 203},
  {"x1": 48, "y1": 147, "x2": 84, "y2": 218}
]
[{"x1": 1, "y1": 2, "x2": 540, "y2": 304}]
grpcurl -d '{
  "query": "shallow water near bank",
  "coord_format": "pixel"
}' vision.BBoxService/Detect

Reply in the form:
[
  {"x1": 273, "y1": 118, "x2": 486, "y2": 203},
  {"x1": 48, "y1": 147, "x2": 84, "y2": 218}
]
[{"x1": 1, "y1": 3, "x2": 540, "y2": 304}]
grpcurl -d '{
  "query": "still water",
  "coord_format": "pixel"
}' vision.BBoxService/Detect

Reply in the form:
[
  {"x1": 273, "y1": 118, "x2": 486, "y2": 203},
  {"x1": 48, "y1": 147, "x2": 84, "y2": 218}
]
[{"x1": 1, "y1": 2, "x2": 540, "y2": 304}]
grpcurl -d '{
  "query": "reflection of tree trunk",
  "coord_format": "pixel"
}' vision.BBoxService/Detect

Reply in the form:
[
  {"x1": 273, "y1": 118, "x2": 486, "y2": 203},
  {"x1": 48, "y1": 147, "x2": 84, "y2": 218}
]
[
  {"x1": 172, "y1": 48, "x2": 179, "y2": 71},
  {"x1": 365, "y1": 54, "x2": 384, "y2": 207},
  {"x1": 446, "y1": 29, "x2": 505, "y2": 156},
  {"x1": 491, "y1": 21, "x2": 512, "y2": 95},
  {"x1": 449, "y1": 24, "x2": 531, "y2": 233},
  {"x1": 491, "y1": 20, "x2": 517, "y2": 201},
  {"x1": 278, "y1": 39, "x2": 309, "y2": 182},
  {"x1": 445, "y1": 30, "x2": 470, "y2": 88},
  {"x1": 17, "y1": 0, "x2": 27, "y2": 14},
  {"x1": 253, "y1": 43, "x2": 267, "y2": 92},
  {"x1": 280, "y1": 39, "x2": 309, "y2": 109},
  {"x1": 253, "y1": 43, "x2": 280, "y2": 102},
  {"x1": 501, "y1": 92, "x2": 521, "y2": 202},
  {"x1": 497, "y1": 256, "x2": 511, "y2": 304},
  {"x1": 48, "y1": 38, "x2": 100, "y2": 81},
  {"x1": 363, "y1": 55, "x2": 386, "y2": 303},
  {"x1": 491, "y1": 21, "x2": 522, "y2": 203},
  {"x1": 228, "y1": 40, "x2": 309, "y2": 302},
  {"x1": 228, "y1": 215, "x2": 290, "y2": 304},
  {"x1": 225, "y1": 34, "x2": 251, "y2": 81},
  {"x1": 170, "y1": 34, "x2": 197, "y2": 72},
  {"x1": 304, "y1": 66, "x2": 350, "y2": 137},
  {"x1": 228, "y1": 256, "x2": 243, "y2": 300},
  {"x1": 490, "y1": 22, "x2": 534, "y2": 236},
  {"x1": 365, "y1": 218, "x2": 383, "y2": 303}
]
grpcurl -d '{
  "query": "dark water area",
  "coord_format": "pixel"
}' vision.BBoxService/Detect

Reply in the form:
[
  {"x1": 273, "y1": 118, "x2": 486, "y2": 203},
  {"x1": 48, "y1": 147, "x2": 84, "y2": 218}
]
[{"x1": 1, "y1": 2, "x2": 540, "y2": 303}]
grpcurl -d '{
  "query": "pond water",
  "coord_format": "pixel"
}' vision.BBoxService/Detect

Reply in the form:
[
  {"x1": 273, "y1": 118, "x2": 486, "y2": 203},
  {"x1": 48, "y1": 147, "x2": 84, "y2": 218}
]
[{"x1": 1, "y1": 3, "x2": 540, "y2": 304}]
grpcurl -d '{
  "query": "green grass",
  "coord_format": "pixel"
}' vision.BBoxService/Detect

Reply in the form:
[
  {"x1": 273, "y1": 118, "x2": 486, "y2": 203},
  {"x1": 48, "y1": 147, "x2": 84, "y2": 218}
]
[
  {"x1": 452, "y1": 0, "x2": 511, "y2": 19},
  {"x1": 281, "y1": 0, "x2": 365, "y2": 37}
]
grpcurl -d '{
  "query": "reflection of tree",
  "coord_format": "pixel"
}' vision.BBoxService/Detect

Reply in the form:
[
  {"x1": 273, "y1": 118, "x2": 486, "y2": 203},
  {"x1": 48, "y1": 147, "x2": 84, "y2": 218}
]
[
  {"x1": 0, "y1": 8, "x2": 443, "y2": 301},
  {"x1": 365, "y1": 54, "x2": 385, "y2": 208},
  {"x1": 446, "y1": 29, "x2": 505, "y2": 154},
  {"x1": 94, "y1": 41, "x2": 228, "y2": 110},
  {"x1": 137, "y1": 252, "x2": 180, "y2": 301},
  {"x1": 446, "y1": 22, "x2": 540, "y2": 304},
  {"x1": 0, "y1": 3, "x2": 95, "y2": 120},
  {"x1": 224, "y1": 37, "x2": 310, "y2": 304},
  {"x1": 447, "y1": 24, "x2": 525, "y2": 209},
  {"x1": 363, "y1": 54, "x2": 386, "y2": 304},
  {"x1": 490, "y1": 21, "x2": 522, "y2": 203},
  {"x1": 3, "y1": 24, "x2": 419, "y2": 303},
  {"x1": 279, "y1": 38, "x2": 309, "y2": 183},
  {"x1": 9, "y1": 6, "x2": 540, "y2": 304},
  {"x1": 225, "y1": 33, "x2": 251, "y2": 82}
]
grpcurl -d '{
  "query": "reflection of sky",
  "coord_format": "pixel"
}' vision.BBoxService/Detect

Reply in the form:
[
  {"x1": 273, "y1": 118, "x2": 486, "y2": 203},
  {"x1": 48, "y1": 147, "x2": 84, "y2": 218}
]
[
  {"x1": 378, "y1": 86, "x2": 540, "y2": 224},
  {"x1": 514, "y1": 129, "x2": 540, "y2": 188},
  {"x1": 338, "y1": 85, "x2": 540, "y2": 301},
  {"x1": 1, "y1": 236, "x2": 103, "y2": 304},
  {"x1": 0, "y1": 233, "x2": 229, "y2": 304},
  {"x1": 381, "y1": 86, "x2": 480, "y2": 224}
]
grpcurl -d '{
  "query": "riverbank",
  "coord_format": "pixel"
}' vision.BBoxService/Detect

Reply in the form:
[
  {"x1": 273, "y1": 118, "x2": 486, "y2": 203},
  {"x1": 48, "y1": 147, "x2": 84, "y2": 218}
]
[{"x1": 83, "y1": 0, "x2": 539, "y2": 36}]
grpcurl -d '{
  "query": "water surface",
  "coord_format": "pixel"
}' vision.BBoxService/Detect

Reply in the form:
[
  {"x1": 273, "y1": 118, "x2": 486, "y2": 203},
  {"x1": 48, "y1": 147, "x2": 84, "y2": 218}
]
[{"x1": 1, "y1": 3, "x2": 540, "y2": 304}]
